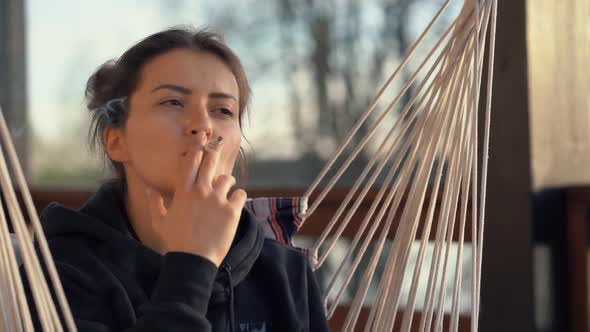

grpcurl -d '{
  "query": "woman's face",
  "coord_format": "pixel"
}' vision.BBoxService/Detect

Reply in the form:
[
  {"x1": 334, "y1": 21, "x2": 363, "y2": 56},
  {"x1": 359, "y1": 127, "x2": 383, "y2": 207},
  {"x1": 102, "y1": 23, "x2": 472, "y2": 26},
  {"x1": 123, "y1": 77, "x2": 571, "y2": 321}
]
[{"x1": 108, "y1": 49, "x2": 242, "y2": 197}]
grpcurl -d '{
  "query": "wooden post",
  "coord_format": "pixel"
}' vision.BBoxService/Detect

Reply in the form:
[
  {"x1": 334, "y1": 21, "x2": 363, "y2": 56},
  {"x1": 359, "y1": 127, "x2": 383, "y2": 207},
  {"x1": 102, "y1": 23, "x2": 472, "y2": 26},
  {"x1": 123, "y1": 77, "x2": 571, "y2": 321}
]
[
  {"x1": 566, "y1": 188, "x2": 590, "y2": 332},
  {"x1": 0, "y1": 0, "x2": 28, "y2": 175},
  {"x1": 527, "y1": 0, "x2": 590, "y2": 190},
  {"x1": 479, "y1": 0, "x2": 535, "y2": 331}
]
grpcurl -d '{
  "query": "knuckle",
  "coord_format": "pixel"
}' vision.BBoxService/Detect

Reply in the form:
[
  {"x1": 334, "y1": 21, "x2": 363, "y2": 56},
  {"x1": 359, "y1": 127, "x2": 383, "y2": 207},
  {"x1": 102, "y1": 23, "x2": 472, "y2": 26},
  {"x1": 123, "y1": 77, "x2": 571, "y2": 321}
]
[
  {"x1": 214, "y1": 174, "x2": 236, "y2": 189},
  {"x1": 235, "y1": 188, "x2": 247, "y2": 199},
  {"x1": 226, "y1": 205, "x2": 240, "y2": 219},
  {"x1": 192, "y1": 185, "x2": 209, "y2": 198},
  {"x1": 220, "y1": 174, "x2": 233, "y2": 183},
  {"x1": 213, "y1": 195, "x2": 226, "y2": 206},
  {"x1": 215, "y1": 174, "x2": 228, "y2": 183}
]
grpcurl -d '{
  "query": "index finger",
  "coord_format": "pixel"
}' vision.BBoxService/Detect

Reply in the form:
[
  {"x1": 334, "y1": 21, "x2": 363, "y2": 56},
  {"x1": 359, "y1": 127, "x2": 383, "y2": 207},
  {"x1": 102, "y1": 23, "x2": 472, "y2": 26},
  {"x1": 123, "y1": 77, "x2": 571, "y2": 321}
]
[
  {"x1": 178, "y1": 131, "x2": 207, "y2": 193},
  {"x1": 196, "y1": 136, "x2": 223, "y2": 189}
]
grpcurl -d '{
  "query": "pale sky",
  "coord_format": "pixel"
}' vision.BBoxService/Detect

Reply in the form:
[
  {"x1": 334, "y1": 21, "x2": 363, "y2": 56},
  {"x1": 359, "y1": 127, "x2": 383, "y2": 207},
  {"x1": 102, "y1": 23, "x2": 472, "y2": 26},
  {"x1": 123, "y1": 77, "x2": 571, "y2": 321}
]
[
  {"x1": 25, "y1": 0, "x2": 458, "y2": 164},
  {"x1": 26, "y1": 0, "x2": 300, "y2": 160}
]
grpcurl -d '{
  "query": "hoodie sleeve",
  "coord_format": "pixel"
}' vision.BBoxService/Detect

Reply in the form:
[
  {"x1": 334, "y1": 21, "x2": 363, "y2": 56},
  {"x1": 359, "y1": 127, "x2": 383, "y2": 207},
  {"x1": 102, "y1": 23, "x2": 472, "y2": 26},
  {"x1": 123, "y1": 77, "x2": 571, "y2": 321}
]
[
  {"x1": 130, "y1": 252, "x2": 217, "y2": 331},
  {"x1": 306, "y1": 262, "x2": 330, "y2": 332},
  {"x1": 22, "y1": 251, "x2": 218, "y2": 332},
  {"x1": 129, "y1": 252, "x2": 218, "y2": 331}
]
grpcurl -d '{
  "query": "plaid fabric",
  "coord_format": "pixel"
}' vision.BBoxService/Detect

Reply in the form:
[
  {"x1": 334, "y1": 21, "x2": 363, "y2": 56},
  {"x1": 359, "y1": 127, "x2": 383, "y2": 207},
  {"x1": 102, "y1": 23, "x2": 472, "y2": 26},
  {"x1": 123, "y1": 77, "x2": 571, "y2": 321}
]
[{"x1": 244, "y1": 197, "x2": 307, "y2": 246}]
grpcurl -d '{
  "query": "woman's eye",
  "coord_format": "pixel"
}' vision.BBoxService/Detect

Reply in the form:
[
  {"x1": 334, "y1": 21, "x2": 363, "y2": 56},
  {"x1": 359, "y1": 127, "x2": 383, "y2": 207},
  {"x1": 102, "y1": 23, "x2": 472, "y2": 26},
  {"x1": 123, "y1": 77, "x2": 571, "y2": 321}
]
[
  {"x1": 215, "y1": 108, "x2": 234, "y2": 117},
  {"x1": 160, "y1": 99, "x2": 184, "y2": 107}
]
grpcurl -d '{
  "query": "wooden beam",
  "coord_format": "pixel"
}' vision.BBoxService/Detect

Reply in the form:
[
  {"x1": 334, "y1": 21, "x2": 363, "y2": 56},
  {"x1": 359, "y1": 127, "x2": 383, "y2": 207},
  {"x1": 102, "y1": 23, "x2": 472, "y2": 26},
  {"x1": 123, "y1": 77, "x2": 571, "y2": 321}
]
[
  {"x1": 0, "y1": 0, "x2": 28, "y2": 175},
  {"x1": 479, "y1": 0, "x2": 535, "y2": 331},
  {"x1": 329, "y1": 306, "x2": 472, "y2": 332},
  {"x1": 566, "y1": 187, "x2": 590, "y2": 332}
]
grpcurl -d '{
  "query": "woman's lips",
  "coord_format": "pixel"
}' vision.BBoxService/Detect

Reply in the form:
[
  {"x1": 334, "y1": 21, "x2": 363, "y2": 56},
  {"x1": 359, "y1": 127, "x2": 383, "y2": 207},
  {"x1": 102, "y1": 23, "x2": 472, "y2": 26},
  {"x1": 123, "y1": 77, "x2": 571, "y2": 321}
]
[{"x1": 180, "y1": 137, "x2": 219, "y2": 157}]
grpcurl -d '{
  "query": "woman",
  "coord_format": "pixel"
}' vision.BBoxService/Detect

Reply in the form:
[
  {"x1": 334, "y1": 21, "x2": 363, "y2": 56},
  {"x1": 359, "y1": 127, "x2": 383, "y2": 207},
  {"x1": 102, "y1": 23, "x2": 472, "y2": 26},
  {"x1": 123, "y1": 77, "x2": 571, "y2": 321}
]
[{"x1": 25, "y1": 27, "x2": 329, "y2": 332}]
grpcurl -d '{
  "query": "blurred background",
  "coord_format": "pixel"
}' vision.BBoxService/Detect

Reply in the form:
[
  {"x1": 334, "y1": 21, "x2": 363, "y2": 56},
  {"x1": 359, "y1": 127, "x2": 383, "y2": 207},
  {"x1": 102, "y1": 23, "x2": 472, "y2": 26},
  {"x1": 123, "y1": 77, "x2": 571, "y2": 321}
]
[{"x1": 0, "y1": 0, "x2": 588, "y2": 331}]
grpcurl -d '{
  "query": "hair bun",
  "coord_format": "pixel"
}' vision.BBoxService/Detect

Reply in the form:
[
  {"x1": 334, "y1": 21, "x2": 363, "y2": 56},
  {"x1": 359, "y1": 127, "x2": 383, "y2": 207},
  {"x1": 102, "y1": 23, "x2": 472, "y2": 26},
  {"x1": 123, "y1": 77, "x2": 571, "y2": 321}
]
[{"x1": 85, "y1": 60, "x2": 117, "y2": 111}]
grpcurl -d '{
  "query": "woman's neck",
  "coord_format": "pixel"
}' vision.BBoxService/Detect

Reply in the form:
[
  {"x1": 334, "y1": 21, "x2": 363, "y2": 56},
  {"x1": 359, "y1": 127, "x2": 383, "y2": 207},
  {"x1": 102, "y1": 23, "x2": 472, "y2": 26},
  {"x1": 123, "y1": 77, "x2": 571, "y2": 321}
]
[{"x1": 123, "y1": 172, "x2": 172, "y2": 255}]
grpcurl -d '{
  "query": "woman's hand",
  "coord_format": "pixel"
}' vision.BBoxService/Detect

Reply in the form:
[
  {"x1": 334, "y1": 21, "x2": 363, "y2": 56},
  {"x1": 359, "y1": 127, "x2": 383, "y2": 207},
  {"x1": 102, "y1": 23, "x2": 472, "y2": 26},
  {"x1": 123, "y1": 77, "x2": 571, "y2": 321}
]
[{"x1": 144, "y1": 131, "x2": 247, "y2": 267}]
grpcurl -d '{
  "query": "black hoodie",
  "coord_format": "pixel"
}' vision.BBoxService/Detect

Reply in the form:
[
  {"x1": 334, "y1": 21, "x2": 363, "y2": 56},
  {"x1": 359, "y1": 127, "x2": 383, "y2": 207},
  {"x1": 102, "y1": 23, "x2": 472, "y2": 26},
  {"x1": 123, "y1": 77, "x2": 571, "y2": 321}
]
[{"x1": 23, "y1": 182, "x2": 329, "y2": 332}]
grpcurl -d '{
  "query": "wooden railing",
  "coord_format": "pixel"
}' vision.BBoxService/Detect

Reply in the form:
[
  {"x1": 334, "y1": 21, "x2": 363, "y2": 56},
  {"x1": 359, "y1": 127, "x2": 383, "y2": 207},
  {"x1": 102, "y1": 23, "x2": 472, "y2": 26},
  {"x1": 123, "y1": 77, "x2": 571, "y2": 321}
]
[{"x1": 566, "y1": 187, "x2": 590, "y2": 332}]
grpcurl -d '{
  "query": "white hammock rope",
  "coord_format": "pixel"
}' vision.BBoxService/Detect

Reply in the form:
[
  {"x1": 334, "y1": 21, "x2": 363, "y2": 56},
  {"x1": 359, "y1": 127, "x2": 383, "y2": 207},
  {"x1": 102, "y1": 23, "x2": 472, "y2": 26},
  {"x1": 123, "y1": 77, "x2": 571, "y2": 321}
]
[
  {"x1": 0, "y1": 0, "x2": 496, "y2": 331},
  {"x1": 311, "y1": 12, "x2": 461, "y2": 269},
  {"x1": 375, "y1": 35, "x2": 473, "y2": 332},
  {"x1": 298, "y1": 0, "x2": 497, "y2": 331},
  {"x1": 0, "y1": 108, "x2": 77, "y2": 332},
  {"x1": 303, "y1": 0, "x2": 454, "y2": 219},
  {"x1": 324, "y1": 24, "x2": 474, "y2": 320}
]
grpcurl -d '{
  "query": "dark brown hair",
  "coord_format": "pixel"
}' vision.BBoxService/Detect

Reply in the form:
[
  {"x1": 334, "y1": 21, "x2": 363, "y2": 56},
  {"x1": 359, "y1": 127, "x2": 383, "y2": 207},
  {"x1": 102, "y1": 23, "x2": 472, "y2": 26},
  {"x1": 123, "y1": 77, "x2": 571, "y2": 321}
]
[{"x1": 86, "y1": 26, "x2": 251, "y2": 184}]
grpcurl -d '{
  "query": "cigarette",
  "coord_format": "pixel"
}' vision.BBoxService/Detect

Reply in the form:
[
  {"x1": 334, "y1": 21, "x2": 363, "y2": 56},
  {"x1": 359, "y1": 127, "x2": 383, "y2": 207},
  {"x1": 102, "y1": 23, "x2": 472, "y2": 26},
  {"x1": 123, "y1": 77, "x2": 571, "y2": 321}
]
[{"x1": 206, "y1": 136, "x2": 223, "y2": 150}]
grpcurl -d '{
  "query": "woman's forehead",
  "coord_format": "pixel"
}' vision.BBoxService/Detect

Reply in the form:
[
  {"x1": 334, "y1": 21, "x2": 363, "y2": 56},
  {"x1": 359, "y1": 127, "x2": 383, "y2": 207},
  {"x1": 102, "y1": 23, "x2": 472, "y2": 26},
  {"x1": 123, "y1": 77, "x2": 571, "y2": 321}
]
[{"x1": 137, "y1": 49, "x2": 239, "y2": 98}]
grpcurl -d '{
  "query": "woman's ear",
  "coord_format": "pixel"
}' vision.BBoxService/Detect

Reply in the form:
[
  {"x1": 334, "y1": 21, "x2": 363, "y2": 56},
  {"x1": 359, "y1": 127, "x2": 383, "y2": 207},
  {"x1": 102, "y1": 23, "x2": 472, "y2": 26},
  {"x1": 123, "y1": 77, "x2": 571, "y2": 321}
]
[{"x1": 103, "y1": 127, "x2": 130, "y2": 163}]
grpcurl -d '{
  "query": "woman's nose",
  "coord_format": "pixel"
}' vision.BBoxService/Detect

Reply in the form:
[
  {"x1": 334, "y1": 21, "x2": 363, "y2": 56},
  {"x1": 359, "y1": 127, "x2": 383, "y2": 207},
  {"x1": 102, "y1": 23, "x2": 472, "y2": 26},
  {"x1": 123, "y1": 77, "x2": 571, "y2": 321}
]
[{"x1": 185, "y1": 109, "x2": 213, "y2": 139}]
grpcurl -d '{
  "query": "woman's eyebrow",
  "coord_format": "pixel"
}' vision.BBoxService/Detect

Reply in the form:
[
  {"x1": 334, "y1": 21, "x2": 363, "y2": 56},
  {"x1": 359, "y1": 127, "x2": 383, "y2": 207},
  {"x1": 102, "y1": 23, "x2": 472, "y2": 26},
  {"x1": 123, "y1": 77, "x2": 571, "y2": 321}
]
[
  {"x1": 151, "y1": 85, "x2": 236, "y2": 102},
  {"x1": 151, "y1": 84, "x2": 192, "y2": 95},
  {"x1": 209, "y1": 92, "x2": 237, "y2": 103}
]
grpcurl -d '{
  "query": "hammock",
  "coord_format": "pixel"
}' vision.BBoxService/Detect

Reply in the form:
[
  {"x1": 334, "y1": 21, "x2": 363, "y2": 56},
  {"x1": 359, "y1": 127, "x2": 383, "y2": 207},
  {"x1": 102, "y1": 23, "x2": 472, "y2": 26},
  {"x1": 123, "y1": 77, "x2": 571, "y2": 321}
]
[{"x1": 0, "y1": 0, "x2": 497, "y2": 330}]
